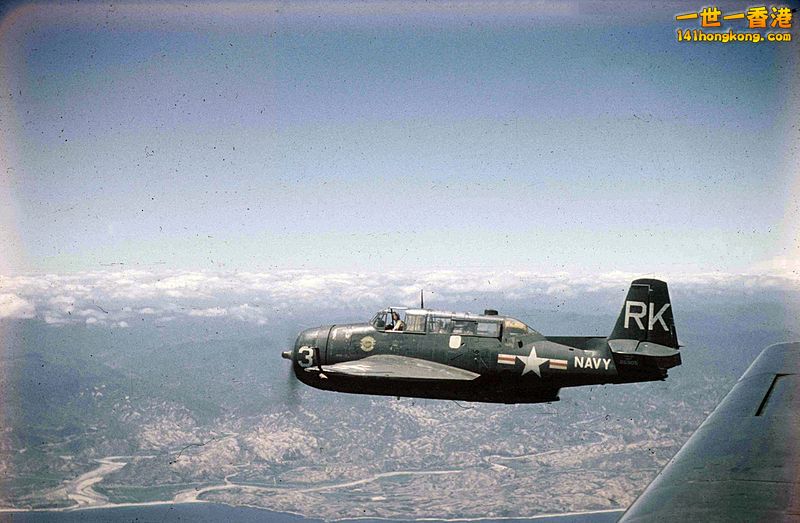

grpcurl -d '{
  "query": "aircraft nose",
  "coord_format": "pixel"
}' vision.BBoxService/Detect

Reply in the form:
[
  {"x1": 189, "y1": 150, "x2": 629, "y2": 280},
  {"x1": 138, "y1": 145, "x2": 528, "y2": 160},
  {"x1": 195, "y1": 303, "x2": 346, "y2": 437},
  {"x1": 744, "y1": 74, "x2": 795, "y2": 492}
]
[
  {"x1": 281, "y1": 328, "x2": 315, "y2": 363},
  {"x1": 286, "y1": 326, "x2": 331, "y2": 367},
  {"x1": 281, "y1": 328, "x2": 311, "y2": 364}
]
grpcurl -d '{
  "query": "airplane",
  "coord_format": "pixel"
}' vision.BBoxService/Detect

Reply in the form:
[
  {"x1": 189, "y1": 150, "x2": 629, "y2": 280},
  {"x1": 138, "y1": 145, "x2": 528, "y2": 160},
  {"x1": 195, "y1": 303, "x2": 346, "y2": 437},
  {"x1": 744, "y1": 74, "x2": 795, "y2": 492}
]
[
  {"x1": 619, "y1": 341, "x2": 800, "y2": 521},
  {"x1": 282, "y1": 278, "x2": 681, "y2": 404}
]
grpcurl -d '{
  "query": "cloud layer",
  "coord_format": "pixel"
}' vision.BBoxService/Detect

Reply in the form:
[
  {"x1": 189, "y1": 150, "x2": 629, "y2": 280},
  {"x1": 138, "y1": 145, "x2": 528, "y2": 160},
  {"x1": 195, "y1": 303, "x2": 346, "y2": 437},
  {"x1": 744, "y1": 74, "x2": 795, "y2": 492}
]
[{"x1": 0, "y1": 269, "x2": 797, "y2": 327}]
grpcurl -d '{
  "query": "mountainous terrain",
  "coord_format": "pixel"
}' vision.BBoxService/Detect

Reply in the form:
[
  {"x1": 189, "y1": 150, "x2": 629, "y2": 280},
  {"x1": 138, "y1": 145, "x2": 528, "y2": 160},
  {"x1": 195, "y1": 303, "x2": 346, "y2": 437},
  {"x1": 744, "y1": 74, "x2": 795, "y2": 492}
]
[{"x1": 1, "y1": 277, "x2": 798, "y2": 519}]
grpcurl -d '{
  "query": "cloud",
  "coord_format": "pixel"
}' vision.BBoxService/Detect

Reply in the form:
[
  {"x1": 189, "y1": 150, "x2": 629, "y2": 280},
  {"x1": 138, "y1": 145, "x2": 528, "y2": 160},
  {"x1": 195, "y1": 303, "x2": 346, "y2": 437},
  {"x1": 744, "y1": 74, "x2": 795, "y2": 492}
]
[
  {"x1": 0, "y1": 268, "x2": 797, "y2": 327},
  {"x1": 0, "y1": 293, "x2": 35, "y2": 319},
  {"x1": 188, "y1": 307, "x2": 227, "y2": 317},
  {"x1": 751, "y1": 256, "x2": 800, "y2": 280}
]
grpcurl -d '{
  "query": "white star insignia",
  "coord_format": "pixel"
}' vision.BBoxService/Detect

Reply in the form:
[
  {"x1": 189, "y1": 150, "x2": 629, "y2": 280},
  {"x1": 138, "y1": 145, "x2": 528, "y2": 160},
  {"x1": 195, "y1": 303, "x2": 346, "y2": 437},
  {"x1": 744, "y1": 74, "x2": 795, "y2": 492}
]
[{"x1": 518, "y1": 345, "x2": 547, "y2": 377}]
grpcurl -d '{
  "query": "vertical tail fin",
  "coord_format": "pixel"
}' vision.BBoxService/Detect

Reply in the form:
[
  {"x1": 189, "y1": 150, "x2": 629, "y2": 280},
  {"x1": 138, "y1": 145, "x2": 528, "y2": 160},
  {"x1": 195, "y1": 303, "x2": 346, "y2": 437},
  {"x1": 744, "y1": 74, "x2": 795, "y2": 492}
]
[{"x1": 610, "y1": 279, "x2": 678, "y2": 349}]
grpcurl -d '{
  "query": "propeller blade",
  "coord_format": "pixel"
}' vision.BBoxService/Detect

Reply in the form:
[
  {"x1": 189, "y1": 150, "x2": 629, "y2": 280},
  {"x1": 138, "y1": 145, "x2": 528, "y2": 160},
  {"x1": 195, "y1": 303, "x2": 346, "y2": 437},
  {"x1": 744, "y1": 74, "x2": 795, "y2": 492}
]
[
  {"x1": 284, "y1": 333, "x2": 301, "y2": 407},
  {"x1": 286, "y1": 362, "x2": 301, "y2": 407}
]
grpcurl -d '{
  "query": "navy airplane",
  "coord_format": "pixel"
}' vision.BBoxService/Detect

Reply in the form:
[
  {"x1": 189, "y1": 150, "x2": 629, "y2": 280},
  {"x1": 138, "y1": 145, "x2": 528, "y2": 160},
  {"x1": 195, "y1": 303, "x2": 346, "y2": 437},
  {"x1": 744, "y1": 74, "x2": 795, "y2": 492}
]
[{"x1": 282, "y1": 278, "x2": 681, "y2": 404}]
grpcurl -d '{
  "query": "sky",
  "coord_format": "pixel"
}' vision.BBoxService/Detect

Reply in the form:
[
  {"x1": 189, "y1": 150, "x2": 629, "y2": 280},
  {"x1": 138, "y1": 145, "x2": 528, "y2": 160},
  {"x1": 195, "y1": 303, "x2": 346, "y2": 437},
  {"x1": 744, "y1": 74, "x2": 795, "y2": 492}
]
[{"x1": 0, "y1": 0, "x2": 798, "y2": 276}]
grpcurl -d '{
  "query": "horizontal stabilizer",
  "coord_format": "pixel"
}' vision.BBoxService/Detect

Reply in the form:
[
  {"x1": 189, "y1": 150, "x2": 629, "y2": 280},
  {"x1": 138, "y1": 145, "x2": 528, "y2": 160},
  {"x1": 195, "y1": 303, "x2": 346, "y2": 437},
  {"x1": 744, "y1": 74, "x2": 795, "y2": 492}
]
[
  {"x1": 609, "y1": 340, "x2": 681, "y2": 370},
  {"x1": 609, "y1": 340, "x2": 679, "y2": 356}
]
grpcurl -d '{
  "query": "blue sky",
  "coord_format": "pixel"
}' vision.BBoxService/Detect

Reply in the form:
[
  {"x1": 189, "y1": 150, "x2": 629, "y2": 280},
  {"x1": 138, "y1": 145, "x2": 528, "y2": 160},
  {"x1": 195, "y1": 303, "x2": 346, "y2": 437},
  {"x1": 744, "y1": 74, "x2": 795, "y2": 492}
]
[{"x1": 1, "y1": 1, "x2": 798, "y2": 274}]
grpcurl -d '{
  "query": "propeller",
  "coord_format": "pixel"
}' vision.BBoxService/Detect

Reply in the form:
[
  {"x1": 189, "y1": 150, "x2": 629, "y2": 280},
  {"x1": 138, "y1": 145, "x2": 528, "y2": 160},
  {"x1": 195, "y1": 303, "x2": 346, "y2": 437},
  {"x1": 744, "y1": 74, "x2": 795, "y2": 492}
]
[{"x1": 282, "y1": 332, "x2": 302, "y2": 407}]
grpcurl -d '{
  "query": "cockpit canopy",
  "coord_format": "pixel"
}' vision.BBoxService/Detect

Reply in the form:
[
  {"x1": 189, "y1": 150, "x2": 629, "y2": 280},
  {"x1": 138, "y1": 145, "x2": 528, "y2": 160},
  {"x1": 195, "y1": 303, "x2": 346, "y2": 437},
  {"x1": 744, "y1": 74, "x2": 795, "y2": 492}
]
[{"x1": 370, "y1": 307, "x2": 536, "y2": 338}]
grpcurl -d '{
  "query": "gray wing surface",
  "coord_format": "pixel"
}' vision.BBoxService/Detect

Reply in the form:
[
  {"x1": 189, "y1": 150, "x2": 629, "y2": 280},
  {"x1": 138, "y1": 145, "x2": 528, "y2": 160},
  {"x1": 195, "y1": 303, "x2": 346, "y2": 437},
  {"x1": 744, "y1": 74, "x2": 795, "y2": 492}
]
[
  {"x1": 620, "y1": 342, "x2": 800, "y2": 522},
  {"x1": 318, "y1": 355, "x2": 480, "y2": 381}
]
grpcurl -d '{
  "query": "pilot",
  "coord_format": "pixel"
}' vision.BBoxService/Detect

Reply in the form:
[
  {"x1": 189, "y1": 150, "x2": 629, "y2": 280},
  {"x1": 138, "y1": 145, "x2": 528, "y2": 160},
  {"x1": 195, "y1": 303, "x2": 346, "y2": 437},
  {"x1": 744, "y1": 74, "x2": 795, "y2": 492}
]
[{"x1": 391, "y1": 311, "x2": 405, "y2": 331}]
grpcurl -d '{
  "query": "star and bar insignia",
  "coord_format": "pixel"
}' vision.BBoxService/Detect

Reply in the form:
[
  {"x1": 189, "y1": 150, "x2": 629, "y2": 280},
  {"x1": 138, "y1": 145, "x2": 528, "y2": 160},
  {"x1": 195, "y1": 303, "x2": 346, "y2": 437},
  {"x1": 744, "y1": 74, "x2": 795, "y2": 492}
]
[{"x1": 497, "y1": 346, "x2": 568, "y2": 376}]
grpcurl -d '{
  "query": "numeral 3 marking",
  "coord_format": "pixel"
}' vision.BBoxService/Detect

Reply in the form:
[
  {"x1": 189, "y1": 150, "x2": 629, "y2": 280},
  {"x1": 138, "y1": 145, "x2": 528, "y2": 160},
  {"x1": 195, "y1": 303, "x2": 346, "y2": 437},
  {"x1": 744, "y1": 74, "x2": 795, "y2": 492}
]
[{"x1": 298, "y1": 346, "x2": 315, "y2": 368}]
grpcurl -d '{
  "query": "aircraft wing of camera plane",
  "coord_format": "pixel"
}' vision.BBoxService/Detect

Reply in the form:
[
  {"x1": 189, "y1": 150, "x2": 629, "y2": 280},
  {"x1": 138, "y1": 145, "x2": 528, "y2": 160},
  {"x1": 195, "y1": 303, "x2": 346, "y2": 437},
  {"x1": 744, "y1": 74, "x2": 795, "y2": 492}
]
[{"x1": 620, "y1": 341, "x2": 800, "y2": 521}]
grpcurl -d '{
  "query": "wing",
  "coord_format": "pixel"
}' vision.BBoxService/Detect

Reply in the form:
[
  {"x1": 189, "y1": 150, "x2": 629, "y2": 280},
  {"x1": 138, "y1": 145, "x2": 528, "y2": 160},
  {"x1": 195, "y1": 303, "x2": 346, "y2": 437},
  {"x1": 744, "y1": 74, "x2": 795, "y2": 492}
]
[
  {"x1": 317, "y1": 355, "x2": 480, "y2": 381},
  {"x1": 620, "y1": 342, "x2": 800, "y2": 521}
]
